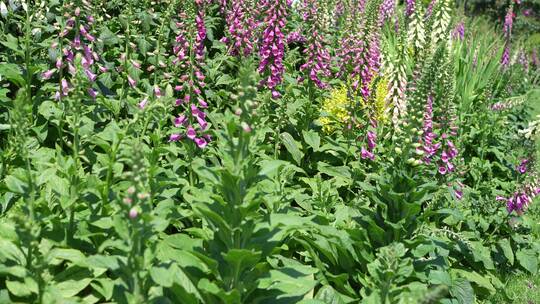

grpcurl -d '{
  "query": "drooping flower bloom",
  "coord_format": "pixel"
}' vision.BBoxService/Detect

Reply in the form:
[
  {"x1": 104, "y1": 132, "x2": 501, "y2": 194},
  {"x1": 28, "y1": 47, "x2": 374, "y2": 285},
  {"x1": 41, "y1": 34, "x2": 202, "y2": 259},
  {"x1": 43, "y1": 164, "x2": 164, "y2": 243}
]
[
  {"x1": 335, "y1": 1, "x2": 365, "y2": 82},
  {"x1": 501, "y1": 44, "x2": 511, "y2": 67},
  {"x1": 286, "y1": 31, "x2": 306, "y2": 44},
  {"x1": 405, "y1": 0, "x2": 415, "y2": 16},
  {"x1": 171, "y1": 2, "x2": 211, "y2": 148},
  {"x1": 451, "y1": 21, "x2": 465, "y2": 40},
  {"x1": 425, "y1": 0, "x2": 437, "y2": 18},
  {"x1": 45, "y1": 2, "x2": 101, "y2": 100},
  {"x1": 258, "y1": 0, "x2": 288, "y2": 98},
  {"x1": 503, "y1": 6, "x2": 514, "y2": 38},
  {"x1": 517, "y1": 159, "x2": 529, "y2": 174},
  {"x1": 139, "y1": 98, "x2": 148, "y2": 109},
  {"x1": 379, "y1": 0, "x2": 396, "y2": 24},
  {"x1": 298, "y1": 0, "x2": 331, "y2": 89},
  {"x1": 221, "y1": 0, "x2": 258, "y2": 56},
  {"x1": 42, "y1": 69, "x2": 55, "y2": 80}
]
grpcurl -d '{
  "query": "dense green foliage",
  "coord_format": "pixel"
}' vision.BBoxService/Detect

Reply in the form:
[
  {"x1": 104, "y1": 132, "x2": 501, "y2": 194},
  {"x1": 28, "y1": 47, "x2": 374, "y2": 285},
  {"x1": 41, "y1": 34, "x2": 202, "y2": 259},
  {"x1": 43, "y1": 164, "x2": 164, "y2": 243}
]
[{"x1": 0, "y1": 0, "x2": 539, "y2": 303}]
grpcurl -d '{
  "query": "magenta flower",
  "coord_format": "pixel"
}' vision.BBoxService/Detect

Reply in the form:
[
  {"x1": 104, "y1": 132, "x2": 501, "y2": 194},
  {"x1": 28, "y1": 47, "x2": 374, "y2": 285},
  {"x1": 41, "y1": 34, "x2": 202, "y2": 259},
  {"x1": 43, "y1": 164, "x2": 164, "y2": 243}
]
[
  {"x1": 194, "y1": 137, "x2": 208, "y2": 148},
  {"x1": 438, "y1": 166, "x2": 448, "y2": 175},
  {"x1": 517, "y1": 159, "x2": 529, "y2": 174},
  {"x1": 174, "y1": 115, "x2": 187, "y2": 127},
  {"x1": 129, "y1": 207, "x2": 138, "y2": 219},
  {"x1": 42, "y1": 69, "x2": 55, "y2": 80},
  {"x1": 139, "y1": 98, "x2": 148, "y2": 109},
  {"x1": 222, "y1": 0, "x2": 258, "y2": 56},
  {"x1": 61, "y1": 79, "x2": 69, "y2": 96},
  {"x1": 169, "y1": 134, "x2": 182, "y2": 142},
  {"x1": 186, "y1": 126, "x2": 197, "y2": 140},
  {"x1": 503, "y1": 6, "x2": 514, "y2": 39},
  {"x1": 501, "y1": 44, "x2": 511, "y2": 67},
  {"x1": 298, "y1": 0, "x2": 331, "y2": 89},
  {"x1": 170, "y1": 4, "x2": 211, "y2": 149},
  {"x1": 154, "y1": 86, "x2": 162, "y2": 98},
  {"x1": 127, "y1": 75, "x2": 136, "y2": 88},
  {"x1": 258, "y1": 0, "x2": 288, "y2": 97}
]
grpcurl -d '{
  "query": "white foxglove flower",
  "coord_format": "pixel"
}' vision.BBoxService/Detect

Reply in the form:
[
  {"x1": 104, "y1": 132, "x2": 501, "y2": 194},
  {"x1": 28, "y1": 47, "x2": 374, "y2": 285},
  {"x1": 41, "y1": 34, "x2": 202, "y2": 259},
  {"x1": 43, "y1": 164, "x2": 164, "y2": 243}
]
[{"x1": 0, "y1": 1, "x2": 7, "y2": 18}]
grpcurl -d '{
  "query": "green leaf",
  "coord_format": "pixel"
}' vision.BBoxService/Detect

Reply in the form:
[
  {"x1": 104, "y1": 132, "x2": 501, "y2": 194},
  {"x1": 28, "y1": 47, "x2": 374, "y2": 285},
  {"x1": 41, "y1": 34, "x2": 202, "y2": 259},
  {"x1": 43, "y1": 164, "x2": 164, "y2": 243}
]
[
  {"x1": 317, "y1": 162, "x2": 351, "y2": 179},
  {"x1": 449, "y1": 278, "x2": 474, "y2": 304},
  {"x1": 469, "y1": 241, "x2": 494, "y2": 270},
  {"x1": 497, "y1": 239, "x2": 514, "y2": 265},
  {"x1": 314, "y1": 285, "x2": 347, "y2": 304},
  {"x1": 258, "y1": 257, "x2": 318, "y2": 298},
  {"x1": 47, "y1": 248, "x2": 87, "y2": 267},
  {"x1": 86, "y1": 255, "x2": 120, "y2": 271},
  {"x1": 0, "y1": 63, "x2": 24, "y2": 87},
  {"x1": 6, "y1": 277, "x2": 38, "y2": 297},
  {"x1": 222, "y1": 249, "x2": 261, "y2": 275},
  {"x1": 55, "y1": 278, "x2": 92, "y2": 298},
  {"x1": 516, "y1": 249, "x2": 538, "y2": 274},
  {"x1": 302, "y1": 130, "x2": 320, "y2": 151},
  {"x1": 258, "y1": 160, "x2": 289, "y2": 177},
  {"x1": 280, "y1": 132, "x2": 304, "y2": 165},
  {"x1": 4, "y1": 175, "x2": 26, "y2": 194},
  {"x1": 452, "y1": 269, "x2": 495, "y2": 294}
]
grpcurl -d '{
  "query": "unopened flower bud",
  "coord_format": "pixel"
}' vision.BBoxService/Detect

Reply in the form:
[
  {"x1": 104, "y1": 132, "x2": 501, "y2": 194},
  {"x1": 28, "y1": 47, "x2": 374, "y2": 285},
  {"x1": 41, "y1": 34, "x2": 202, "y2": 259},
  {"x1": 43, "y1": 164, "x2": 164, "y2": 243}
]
[{"x1": 129, "y1": 207, "x2": 138, "y2": 219}]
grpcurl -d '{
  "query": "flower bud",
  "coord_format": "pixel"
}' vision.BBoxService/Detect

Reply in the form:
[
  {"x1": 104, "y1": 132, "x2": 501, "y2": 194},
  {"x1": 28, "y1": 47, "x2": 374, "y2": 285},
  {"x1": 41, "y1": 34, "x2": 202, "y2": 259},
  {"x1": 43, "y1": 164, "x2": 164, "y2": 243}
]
[{"x1": 129, "y1": 207, "x2": 138, "y2": 219}]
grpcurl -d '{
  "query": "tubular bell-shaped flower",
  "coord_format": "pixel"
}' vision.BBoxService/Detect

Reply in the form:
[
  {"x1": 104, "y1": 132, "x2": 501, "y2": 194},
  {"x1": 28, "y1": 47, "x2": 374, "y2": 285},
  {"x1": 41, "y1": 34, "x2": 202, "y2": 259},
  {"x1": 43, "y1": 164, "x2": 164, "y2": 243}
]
[
  {"x1": 44, "y1": 1, "x2": 101, "y2": 100},
  {"x1": 258, "y1": 0, "x2": 288, "y2": 98},
  {"x1": 298, "y1": 0, "x2": 331, "y2": 89},
  {"x1": 170, "y1": 1, "x2": 211, "y2": 148},
  {"x1": 221, "y1": 0, "x2": 258, "y2": 56}
]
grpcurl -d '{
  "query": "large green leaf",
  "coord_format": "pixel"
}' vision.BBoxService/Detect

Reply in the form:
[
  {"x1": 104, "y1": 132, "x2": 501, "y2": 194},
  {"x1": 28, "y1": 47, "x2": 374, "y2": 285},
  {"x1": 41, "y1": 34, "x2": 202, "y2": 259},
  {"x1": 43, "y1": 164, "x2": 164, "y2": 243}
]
[
  {"x1": 280, "y1": 132, "x2": 304, "y2": 165},
  {"x1": 516, "y1": 249, "x2": 538, "y2": 274}
]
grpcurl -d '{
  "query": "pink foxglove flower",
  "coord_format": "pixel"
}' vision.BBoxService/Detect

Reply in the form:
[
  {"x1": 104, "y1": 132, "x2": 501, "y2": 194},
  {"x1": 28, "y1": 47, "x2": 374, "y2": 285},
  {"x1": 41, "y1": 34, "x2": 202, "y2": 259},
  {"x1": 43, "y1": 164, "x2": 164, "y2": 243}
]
[
  {"x1": 42, "y1": 69, "x2": 55, "y2": 80},
  {"x1": 128, "y1": 75, "x2": 136, "y2": 88},
  {"x1": 186, "y1": 126, "x2": 197, "y2": 140},
  {"x1": 169, "y1": 134, "x2": 182, "y2": 142},
  {"x1": 258, "y1": 0, "x2": 288, "y2": 98},
  {"x1": 139, "y1": 98, "x2": 148, "y2": 109}
]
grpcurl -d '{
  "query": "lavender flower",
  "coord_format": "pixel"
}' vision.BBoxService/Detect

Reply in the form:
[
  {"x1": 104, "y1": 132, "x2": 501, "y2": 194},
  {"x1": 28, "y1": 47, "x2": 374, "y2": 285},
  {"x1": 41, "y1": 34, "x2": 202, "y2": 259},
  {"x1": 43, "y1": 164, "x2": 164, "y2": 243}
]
[
  {"x1": 405, "y1": 0, "x2": 415, "y2": 16},
  {"x1": 379, "y1": 0, "x2": 396, "y2": 24},
  {"x1": 503, "y1": 5, "x2": 514, "y2": 39},
  {"x1": 452, "y1": 21, "x2": 465, "y2": 40},
  {"x1": 501, "y1": 44, "x2": 511, "y2": 68}
]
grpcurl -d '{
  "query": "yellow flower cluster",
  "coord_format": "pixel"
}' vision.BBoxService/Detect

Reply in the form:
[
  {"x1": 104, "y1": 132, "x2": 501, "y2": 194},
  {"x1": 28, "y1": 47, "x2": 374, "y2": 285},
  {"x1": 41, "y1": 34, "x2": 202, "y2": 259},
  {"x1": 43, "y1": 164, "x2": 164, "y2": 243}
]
[
  {"x1": 318, "y1": 76, "x2": 389, "y2": 133},
  {"x1": 373, "y1": 77, "x2": 389, "y2": 124},
  {"x1": 319, "y1": 85, "x2": 351, "y2": 133}
]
